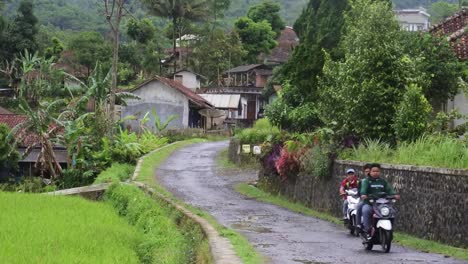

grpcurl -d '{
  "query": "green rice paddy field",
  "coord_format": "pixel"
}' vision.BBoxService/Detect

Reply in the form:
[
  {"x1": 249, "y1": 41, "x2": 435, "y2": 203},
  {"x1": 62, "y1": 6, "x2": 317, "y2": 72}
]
[{"x1": 0, "y1": 191, "x2": 142, "y2": 264}]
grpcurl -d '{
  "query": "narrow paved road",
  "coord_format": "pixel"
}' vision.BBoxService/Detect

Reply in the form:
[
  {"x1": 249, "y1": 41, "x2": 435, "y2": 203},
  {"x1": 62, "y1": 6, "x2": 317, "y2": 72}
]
[{"x1": 156, "y1": 141, "x2": 466, "y2": 264}]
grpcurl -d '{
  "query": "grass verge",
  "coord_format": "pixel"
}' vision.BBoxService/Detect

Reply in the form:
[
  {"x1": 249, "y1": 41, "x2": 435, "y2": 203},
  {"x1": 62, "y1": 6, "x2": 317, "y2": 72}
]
[
  {"x1": 105, "y1": 183, "x2": 211, "y2": 264},
  {"x1": 235, "y1": 183, "x2": 468, "y2": 261},
  {"x1": 216, "y1": 148, "x2": 259, "y2": 170},
  {"x1": 94, "y1": 163, "x2": 135, "y2": 184},
  {"x1": 136, "y1": 139, "x2": 264, "y2": 264},
  {"x1": 0, "y1": 192, "x2": 141, "y2": 263}
]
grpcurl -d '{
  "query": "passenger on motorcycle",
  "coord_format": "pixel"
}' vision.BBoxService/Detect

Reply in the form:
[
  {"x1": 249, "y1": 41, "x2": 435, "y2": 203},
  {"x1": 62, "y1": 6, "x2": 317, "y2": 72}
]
[
  {"x1": 355, "y1": 163, "x2": 372, "y2": 231},
  {"x1": 339, "y1": 168, "x2": 359, "y2": 221},
  {"x1": 360, "y1": 163, "x2": 400, "y2": 239}
]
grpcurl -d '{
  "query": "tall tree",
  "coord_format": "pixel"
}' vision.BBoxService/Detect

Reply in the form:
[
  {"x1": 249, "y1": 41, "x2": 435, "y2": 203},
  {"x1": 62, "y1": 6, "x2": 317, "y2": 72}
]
[
  {"x1": 247, "y1": 1, "x2": 285, "y2": 35},
  {"x1": 318, "y1": 0, "x2": 411, "y2": 142},
  {"x1": 141, "y1": 0, "x2": 210, "y2": 73},
  {"x1": 68, "y1": 31, "x2": 111, "y2": 77},
  {"x1": 2, "y1": 0, "x2": 38, "y2": 61},
  {"x1": 208, "y1": 0, "x2": 230, "y2": 27},
  {"x1": 234, "y1": 17, "x2": 277, "y2": 63},
  {"x1": 126, "y1": 18, "x2": 156, "y2": 44},
  {"x1": 191, "y1": 29, "x2": 246, "y2": 84},
  {"x1": 265, "y1": 0, "x2": 348, "y2": 131}
]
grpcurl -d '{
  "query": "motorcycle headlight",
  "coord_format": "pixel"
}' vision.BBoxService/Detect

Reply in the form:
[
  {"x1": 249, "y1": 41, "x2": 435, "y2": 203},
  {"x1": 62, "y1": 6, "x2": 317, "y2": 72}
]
[{"x1": 380, "y1": 207, "x2": 390, "y2": 216}]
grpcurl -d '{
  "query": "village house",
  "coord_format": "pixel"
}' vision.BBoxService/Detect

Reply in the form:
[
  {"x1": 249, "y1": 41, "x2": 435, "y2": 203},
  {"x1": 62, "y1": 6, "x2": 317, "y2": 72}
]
[
  {"x1": 174, "y1": 69, "x2": 206, "y2": 91},
  {"x1": 0, "y1": 111, "x2": 67, "y2": 179},
  {"x1": 430, "y1": 8, "x2": 468, "y2": 127},
  {"x1": 199, "y1": 64, "x2": 272, "y2": 127},
  {"x1": 395, "y1": 7, "x2": 431, "y2": 31},
  {"x1": 122, "y1": 76, "x2": 213, "y2": 131}
]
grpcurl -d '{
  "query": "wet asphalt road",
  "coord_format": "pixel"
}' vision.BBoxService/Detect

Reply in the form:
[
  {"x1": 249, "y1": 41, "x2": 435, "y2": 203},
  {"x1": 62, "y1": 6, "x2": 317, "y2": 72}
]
[{"x1": 156, "y1": 141, "x2": 467, "y2": 264}]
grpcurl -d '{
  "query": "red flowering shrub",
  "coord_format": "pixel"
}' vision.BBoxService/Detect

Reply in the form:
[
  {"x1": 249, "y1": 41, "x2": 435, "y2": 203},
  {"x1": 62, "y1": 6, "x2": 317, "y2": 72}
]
[{"x1": 275, "y1": 148, "x2": 301, "y2": 182}]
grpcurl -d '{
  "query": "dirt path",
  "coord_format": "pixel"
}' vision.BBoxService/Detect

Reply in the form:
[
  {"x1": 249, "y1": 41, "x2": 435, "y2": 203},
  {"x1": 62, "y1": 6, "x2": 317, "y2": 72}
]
[{"x1": 156, "y1": 141, "x2": 466, "y2": 264}]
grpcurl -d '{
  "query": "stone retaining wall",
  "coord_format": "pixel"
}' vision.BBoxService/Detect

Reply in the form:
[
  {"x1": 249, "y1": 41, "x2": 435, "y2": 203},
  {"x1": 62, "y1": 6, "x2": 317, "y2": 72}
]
[{"x1": 257, "y1": 159, "x2": 468, "y2": 247}]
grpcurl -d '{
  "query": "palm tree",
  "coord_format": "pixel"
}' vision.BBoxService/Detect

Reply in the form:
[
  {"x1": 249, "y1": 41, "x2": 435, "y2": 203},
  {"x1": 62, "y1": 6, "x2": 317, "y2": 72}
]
[{"x1": 141, "y1": 0, "x2": 210, "y2": 73}]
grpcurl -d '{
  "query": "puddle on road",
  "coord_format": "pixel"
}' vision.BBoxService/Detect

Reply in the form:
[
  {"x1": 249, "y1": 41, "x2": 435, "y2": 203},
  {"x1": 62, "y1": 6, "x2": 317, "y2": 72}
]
[{"x1": 231, "y1": 223, "x2": 272, "y2": 233}]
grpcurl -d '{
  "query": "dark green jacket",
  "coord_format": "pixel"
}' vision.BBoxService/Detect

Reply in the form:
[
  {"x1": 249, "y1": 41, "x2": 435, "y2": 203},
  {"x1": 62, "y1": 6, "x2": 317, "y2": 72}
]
[{"x1": 360, "y1": 176, "x2": 395, "y2": 203}]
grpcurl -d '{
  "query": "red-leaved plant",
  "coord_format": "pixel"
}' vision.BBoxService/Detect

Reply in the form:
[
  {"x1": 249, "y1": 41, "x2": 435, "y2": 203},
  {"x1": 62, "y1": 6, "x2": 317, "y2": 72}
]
[{"x1": 275, "y1": 148, "x2": 302, "y2": 182}]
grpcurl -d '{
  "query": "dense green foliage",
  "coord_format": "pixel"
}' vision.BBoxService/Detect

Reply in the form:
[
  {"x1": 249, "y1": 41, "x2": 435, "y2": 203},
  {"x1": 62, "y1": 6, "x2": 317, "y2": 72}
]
[
  {"x1": 234, "y1": 17, "x2": 277, "y2": 63},
  {"x1": 394, "y1": 84, "x2": 432, "y2": 142},
  {"x1": 94, "y1": 163, "x2": 136, "y2": 184},
  {"x1": 105, "y1": 183, "x2": 211, "y2": 264},
  {"x1": 247, "y1": 1, "x2": 285, "y2": 34},
  {"x1": 1, "y1": 1, "x2": 38, "y2": 61},
  {"x1": 318, "y1": 0, "x2": 410, "y2": 142},
  {"x1": 235, "y1": 119, "x2": 280, "y2": 144},
  {"x1": 399, "y1": 32, "x2": 464, "y2": 106},
  {"x1": 68, "y1": 31, "x2": 111, "y2": 75},
  {"x1": 0, "y1": 124, "x2": 19, "y2": 174},
  {"x1": 429, "y1": 1, "x2": 459, "y2": 23},
  {"x1": 0, "y1": 192, "x2": 142, "y2": 263},
  {"x1": 265, "y1": 0, "x2": 348, "y2": 131}
]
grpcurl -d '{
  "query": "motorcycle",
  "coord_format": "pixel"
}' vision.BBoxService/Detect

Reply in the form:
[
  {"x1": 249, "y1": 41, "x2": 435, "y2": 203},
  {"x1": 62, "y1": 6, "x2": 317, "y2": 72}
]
[
  {"x1": 361, "y1": 193, "x2": 398, "y2": 253},
  {"x1": 344, "y1": 188, "x2": 360, "y2": 236}
]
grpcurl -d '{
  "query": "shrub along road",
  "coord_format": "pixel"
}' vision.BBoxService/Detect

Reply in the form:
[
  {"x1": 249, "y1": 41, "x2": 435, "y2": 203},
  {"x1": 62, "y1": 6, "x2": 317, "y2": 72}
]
[{"x1": 156, "y1": 141, "x2": 467, "y2": 264}]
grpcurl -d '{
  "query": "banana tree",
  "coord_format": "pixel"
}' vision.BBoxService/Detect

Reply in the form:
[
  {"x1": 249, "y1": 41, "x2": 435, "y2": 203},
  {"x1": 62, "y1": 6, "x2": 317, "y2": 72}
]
[
  {"x1": 11, "y1": 99, "x2": 65, "y2": 178},
  {"x1": 65, "y1": 63, "x2": 140, "y2": 136},
  {"x1": 151, "y1": 108, "x2": 178, "y2": 136}
]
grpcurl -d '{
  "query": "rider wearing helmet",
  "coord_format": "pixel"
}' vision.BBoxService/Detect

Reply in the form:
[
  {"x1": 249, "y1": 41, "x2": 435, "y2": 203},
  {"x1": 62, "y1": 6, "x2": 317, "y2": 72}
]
[{"x1": 340, "y1": 168, "x2": 359, "y2": 221}]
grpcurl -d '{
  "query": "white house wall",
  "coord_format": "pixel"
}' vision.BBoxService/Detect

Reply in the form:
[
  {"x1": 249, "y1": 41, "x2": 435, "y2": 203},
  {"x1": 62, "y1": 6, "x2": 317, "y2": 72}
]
[
  {"x1": 448, "y1": 91, "x2": 468, "y2": 127},
  {"x1": 123, "y1": 81, "x2": 189, "y2": 131},
  {"x1": 176, "y1": 71, "x2": 200, "y2": 91}
]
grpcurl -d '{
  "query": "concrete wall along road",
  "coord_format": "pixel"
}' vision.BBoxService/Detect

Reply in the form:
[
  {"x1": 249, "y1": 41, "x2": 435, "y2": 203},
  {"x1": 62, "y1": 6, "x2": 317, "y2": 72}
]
[
  {"x1": 257, "y1": 158, "x2": 468, "y2": 247},
  {"x1": 123, "y1": 80, "x2": 189, "y2": 131},
  {"x1": 229, "y1": 139, "x2": 468, "y2": 247}
]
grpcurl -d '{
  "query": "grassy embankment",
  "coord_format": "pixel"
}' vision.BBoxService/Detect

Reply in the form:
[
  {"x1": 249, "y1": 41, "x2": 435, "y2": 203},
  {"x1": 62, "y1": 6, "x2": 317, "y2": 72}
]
[
  {"x1": 341, "y1": 136, "x2": 468, "y2": 169},
  {"x1": 94, "y1": 162, "x2": 136, "y2": 184},
  {"x1": 105, "y1": 183, "x2": 212, "y2": 264},
  {"x1": 135, "y1": 139, "x2": 264, "y2": 264},
  {"x1": 0, "y1": 192, "x2": 142, "y2": 263}
]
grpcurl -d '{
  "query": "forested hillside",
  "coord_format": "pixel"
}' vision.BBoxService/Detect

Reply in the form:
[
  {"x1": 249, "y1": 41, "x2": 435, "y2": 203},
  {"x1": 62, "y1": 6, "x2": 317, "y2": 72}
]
[
  {"x1": 2, "y1": 0, "x2": 461, "y2": 33},
  {"x1": 393, "y1": 0, "x2": 457, "y2": 8},
  {"x1": 2, "y1": 0, "x2": 307, "y2": 32}
]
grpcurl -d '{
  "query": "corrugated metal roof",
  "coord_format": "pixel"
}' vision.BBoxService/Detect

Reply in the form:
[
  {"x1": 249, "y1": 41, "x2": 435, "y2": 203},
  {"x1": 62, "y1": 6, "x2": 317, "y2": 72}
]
[
  {"x1": 199, "y1": 94, "x2": 240, "y2": 109},
  {"x1": 225, "y1": 64, "x2": 263, "y2": 74}
]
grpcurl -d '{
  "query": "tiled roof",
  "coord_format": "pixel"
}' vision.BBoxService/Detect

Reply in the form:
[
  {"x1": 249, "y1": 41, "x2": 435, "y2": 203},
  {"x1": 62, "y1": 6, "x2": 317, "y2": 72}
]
[
  {"x1": 132, "y1": 76, "x2": 213, "y2": 108},
  {"x1": 430, "y1": 8, "x2": 468, "y2": 59},
  {"x1": 259, "y1": 27, "x2": 299, "y2": 64},
  {"x1": 0, "y1": 114, "x2": 38, "y2": 147},
  {"x1": 0, "y1": 106, "x2": 13, "y2": 114},
  {"x1": 0, "y1": 114, "x2": 62, "y2": 147}
]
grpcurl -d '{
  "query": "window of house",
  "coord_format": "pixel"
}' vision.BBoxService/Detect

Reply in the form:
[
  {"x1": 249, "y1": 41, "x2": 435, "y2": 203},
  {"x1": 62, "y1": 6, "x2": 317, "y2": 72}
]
[
  {"x1": 175, "y1": 75, "x2": 183, "y2": 83},
  {"x1": 417, "y1": 25, "x2": 423, "y2": 31}
]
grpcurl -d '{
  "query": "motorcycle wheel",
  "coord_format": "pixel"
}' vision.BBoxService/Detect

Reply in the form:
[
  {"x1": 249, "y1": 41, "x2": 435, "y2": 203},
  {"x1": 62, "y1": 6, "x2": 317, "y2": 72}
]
[
  {"x1": 352, "y1": 215, "x2": 360, "y2": 237},
  {"x1": 365, "y1": 242, "x2": 373, "y2": 251},
  {"x1": 380, "y1": 229, "x2": 392, "y2": 253}
]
